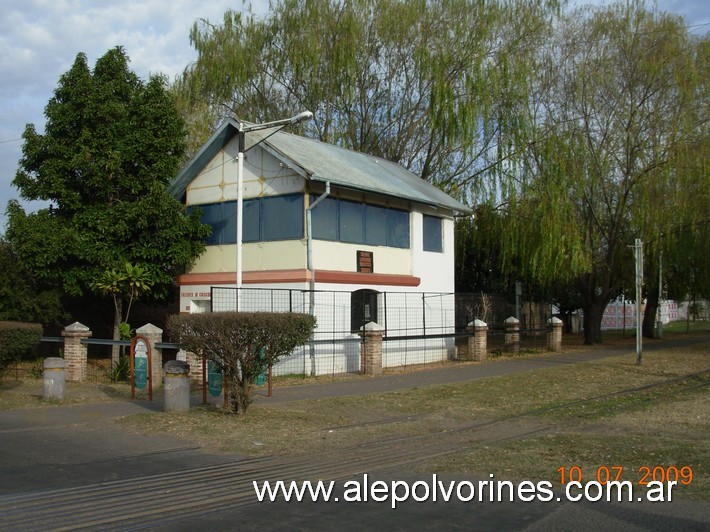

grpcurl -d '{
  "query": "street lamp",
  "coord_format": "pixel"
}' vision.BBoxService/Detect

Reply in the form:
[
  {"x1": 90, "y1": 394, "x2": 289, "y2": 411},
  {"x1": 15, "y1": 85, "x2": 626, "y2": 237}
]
[{"x1": 235, "y1": 111, "x2": 313, "y2": 309}]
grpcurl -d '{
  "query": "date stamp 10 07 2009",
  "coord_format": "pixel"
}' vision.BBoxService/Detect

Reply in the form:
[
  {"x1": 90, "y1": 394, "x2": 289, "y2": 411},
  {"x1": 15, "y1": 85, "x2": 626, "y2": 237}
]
[{"x1": 556, "y1": 465, "x2": 694, "y2": 486}]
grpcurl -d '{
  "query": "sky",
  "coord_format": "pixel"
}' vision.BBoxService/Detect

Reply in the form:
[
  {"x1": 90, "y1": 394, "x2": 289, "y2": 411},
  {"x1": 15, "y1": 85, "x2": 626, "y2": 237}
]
[{"x1": 0, "y1": 0, "x2": 708, "y2": 232}]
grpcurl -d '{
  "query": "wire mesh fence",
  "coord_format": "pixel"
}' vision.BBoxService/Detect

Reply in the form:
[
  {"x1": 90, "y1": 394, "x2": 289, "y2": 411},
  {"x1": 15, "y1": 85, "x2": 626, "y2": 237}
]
[
  {"x1": 210, "y1": 287, "x2": 555, "y2": 377},
  {"x1": 8, "y1": 288, "x2": 553, "y2": 384}
]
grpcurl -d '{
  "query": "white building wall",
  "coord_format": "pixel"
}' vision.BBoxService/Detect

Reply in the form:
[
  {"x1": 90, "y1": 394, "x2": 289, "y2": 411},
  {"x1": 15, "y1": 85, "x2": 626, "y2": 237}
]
[
  {"x1": 186, "y1": 139, "x2": 305, "y2": 206},
  {"x1": 312, "y1": 240, "x2": 411, "y2": 275},
  {"x1": 181, "y1": 140, "x2": 461, "y2": 375},
  {"x1": 411, "y1": 211, "x2": 456, "y2": 293}
]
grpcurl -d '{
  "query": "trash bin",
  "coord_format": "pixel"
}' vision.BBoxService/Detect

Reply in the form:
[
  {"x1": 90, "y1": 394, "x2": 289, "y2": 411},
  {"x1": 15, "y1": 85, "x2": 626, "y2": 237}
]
[
  {"x1": 163, "y1": 360, "x2": 190, "y2": 412},
  {"x1": 43, "y1": 357, "x2": 65, "y2": 401}
]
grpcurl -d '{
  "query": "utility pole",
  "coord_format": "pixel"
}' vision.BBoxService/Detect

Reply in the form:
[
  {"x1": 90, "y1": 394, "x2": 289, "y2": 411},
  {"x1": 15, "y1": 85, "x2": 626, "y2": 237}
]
[{"x1": 633, "y1": 239, "x2": 644, "y2": 365}]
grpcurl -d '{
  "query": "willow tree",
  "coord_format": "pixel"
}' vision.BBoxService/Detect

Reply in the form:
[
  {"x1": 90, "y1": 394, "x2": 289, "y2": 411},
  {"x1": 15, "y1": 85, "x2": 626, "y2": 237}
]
[
  {"x1": 501, "y1": 1, "x2": 708, "y2": 344},
  {"x1": 174, "y1": 0, "x2": 558, "y2": 199}
]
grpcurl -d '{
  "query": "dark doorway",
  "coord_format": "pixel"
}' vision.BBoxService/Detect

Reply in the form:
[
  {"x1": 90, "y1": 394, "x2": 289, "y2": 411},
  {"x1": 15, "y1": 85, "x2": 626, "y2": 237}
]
[{"x1": 351, "y1": 289, "x2": 379, "y2": 332}]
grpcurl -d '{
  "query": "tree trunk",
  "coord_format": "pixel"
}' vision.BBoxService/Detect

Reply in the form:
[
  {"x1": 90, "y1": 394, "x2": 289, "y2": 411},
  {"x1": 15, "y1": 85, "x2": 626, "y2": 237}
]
[
  {"x1": 236, "y1": 379, "x2": 254, "y2": 414},
  {"x1": 582, "y1": 300, "x2": 605, "y2": 344},
  {"x1": 580, "y1": 280, "x2": 610, "y2": 345},
  {"x1": 111, "y1": 297, "x2": 123, "y2": 365},
  {"x1": 642, "y1": 287, "x2": 659, "y2": 339}
]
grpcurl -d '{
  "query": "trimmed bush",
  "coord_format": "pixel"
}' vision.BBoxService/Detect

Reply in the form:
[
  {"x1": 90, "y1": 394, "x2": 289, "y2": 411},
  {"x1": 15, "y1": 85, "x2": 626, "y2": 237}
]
[
  {"x1": 0, "y1": 321, "x2": 43, "y2": 382},
  {"x1": 167, "y1": 312, "x2": 316, "y2": 414}
]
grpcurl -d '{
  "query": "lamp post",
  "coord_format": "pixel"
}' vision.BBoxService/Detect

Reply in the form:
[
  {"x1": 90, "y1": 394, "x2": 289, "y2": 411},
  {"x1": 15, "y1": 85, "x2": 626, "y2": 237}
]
[{"x1": 235, "y1": 111, "x2": 313, "y2": 310}]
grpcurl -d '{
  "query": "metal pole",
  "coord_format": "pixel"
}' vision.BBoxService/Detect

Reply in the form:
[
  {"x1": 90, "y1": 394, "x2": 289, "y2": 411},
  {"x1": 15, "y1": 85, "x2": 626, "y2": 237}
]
[
  {"x1": 233, "y1": 112, "x2": 312, "y2": 312},
  {"x1": 635, "y1": 238, "x2": 643, "y2": 365},
  {"x1": 236, "y1": 131, "x2": 244, "y2": 312}
]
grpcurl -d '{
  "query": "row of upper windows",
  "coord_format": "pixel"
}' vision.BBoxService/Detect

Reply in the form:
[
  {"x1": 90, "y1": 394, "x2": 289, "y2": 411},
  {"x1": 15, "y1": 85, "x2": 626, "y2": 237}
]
[
  {"x1": 311, "y1": 196, "x2": 410, "y2": 249},
  {"x1": 190, "y1": 194, "x2": 443, "y2": 252}
]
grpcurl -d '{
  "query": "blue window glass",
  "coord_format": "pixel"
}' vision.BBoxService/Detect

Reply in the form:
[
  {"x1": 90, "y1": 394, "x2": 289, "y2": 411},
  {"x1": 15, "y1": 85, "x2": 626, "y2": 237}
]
[
  {"x1": 387, "y1": 208, "x2": 410, "y2": 248},
  {"x1": 263, "y1": 194, "x2": 303, "y2": 240},
  {"x1": 340, "y1": 200, "x2": 364, "y2": 243},
  {"x1": 192, "y1": 194, "x2": 303, "y2": 245},
  {"x1": 311, "y1": 196, "x2": 338, "y2": 241},
  {"x1": 423, "y1": 215, "x2": 443, "y2": 252},
  {"x1": 242, "y1": 199, "x2": 260, "y2": 242},
  {"x1": 191, "y1": 202, "x2": 235, "y2": 245},
  {"x1": 198, "y1": 203, "x2": 222, "y2": 245},
  {"x1": 221, "y1": 201, "x2": 238, "y2": 244},
  {"x1": 364, "y1": 204, "x2": 387, "y2": 246}
]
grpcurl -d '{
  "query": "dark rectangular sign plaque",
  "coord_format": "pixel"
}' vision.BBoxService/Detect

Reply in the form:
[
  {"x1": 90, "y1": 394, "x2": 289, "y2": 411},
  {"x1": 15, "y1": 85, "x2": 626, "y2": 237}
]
[{"x1": 357, "y1": 250, "x2": 374, "y2": 273}]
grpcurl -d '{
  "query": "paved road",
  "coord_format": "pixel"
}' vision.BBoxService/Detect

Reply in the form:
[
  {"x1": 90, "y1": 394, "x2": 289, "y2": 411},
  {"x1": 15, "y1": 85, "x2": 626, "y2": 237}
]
[{"x1": 1, "y1": 336, "x2": 708, "y2": 530}]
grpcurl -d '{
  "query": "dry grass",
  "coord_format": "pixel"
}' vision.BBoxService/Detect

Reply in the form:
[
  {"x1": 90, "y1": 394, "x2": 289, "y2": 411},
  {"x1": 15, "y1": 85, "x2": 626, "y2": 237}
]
[
  {"x1": 0, "y1": 381, "x2": 132, "y2": 410},
  {"x1": 113, "y1": 341, "x2": 710, "y2": 499},
  {"x1": 3, "y1": 331, "x2": 708, "y2": 499}
]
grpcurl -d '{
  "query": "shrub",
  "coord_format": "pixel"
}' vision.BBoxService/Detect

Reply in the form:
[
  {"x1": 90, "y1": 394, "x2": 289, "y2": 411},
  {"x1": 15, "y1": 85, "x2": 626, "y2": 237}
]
[
  {"x1": 108, "y1": 354, "x2": 131, "y2": 382},
  {"x1": 167, "y1": 312, "x2": 316, "y2": 414},
  {"x1": 0, "y1": 321, "x2": 43, "y2": 382}
]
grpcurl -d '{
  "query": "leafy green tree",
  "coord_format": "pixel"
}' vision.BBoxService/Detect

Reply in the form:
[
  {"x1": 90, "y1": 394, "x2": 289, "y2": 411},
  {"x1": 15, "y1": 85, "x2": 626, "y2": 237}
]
[
  {"x1": 499, "y1": 2, "x2": 708, "y2": 344},
  {"x1": 0, "y1": 239, "x2": 66, "y2": 326},
  {"x1": 660, "y1": 222, "x2": 710, "y2": 331},
  {"x1": 93, "y1": 262, "x2": 154, "y2": 357},
  {"x1": 174, "y1": 0, "x2": 558, "y2": 198},
  {"x1": 6, "y1": 47, "x2": 210, "y2": 352},
  {"x1": 455, "y1": 204, "x2": 513, "y2": 294}
]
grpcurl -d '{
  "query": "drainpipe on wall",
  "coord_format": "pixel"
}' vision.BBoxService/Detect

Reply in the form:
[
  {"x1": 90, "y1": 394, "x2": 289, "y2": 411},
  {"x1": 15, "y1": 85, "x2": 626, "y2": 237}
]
[{"x1": 306, "y1": 182, "x2": 330, "y2": 376}]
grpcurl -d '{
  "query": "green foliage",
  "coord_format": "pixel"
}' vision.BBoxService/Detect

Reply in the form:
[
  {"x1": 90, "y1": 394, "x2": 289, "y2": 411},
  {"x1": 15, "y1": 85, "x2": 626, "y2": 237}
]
[
  {"x1": 0, "y1": 321, "x2": 43, "y2": 382},
  {"x1": 94, "y1": 263, "x2": 154, "y2": 300},
  {"x1": 6, "y1": 47, "x2": 210, "y2": 336},
  {"x1": 29, "y1": 358, "x2": 45, "y2": 379},
  {"x1": 93, "y1": 263, "x2": 154, "y2": 338},
  {"x1": 497, "y1": 2, "x2": 708, "y2": 343},
  {"x1": 118, "y1": 322, "x2": 133, "y2": 342},
  {"x1": 455, "y1": 204, "x2": 513, "y2": 294},
  {"x1": 0, "y1": 239, "x2": 67, "y2": 326},
  {"x1": 175, "y1": 0, "x2": 559, "y2": 198},
  {"x1": 167, "y1": 312, "x2": 317, "y2": 414},
  {"x1": 108, "y1": 355, "x2": 131, "y2": 383}
]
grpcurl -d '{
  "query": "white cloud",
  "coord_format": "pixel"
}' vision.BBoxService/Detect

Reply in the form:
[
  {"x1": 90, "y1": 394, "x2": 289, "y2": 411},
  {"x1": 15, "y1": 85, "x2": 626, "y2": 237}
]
[{"x1": 0, "y1": 0, "x2": 253, "y2": 229}]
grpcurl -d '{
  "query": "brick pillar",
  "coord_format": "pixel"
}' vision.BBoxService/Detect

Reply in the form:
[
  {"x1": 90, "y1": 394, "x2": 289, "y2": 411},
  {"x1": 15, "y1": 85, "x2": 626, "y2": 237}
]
[
  {"x1": 62, "y1": 322, "x2": 91, "y2": 382},
  {"x1": 180, "y1": 350, "x2": 203, "y2": 387},
  {"x1": 547, "y1": 317, "x2": 563, "y2": 352},
  {"x1": 505, "y1": 316, "x2": 520, "y2": 353},
  {"x1": 465, "y1": 319, "x2": 488, "y2": 361},
  {"x1": 359, "y1": 322, "x2": 384, "y2": 375},
  {"x1": 136, "y1": 323, "x2": 164, "y2": 387}
]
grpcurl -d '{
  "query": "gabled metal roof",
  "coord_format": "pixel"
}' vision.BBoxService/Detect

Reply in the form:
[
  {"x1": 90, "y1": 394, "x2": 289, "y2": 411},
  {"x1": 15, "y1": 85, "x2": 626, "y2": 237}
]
[{"x1": 170, "y1": 118, "x2": 472, "y2": 214}]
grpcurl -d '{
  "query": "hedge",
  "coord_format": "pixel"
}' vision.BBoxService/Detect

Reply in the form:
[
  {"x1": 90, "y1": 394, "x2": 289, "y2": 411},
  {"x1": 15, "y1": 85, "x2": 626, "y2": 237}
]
[
  {"x1": 0, "y1": 321, "x2": 43, "y2": 381},
  {"x1": 167, "y1": 312, "x2": 316, "y2": 414}
]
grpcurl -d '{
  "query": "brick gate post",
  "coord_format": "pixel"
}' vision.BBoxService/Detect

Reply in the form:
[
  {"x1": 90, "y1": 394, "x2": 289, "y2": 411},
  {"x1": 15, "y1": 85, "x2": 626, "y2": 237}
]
[
  {"x1": 505, "y1": 316, "x2": 520, "y2": 354},
  {"x1": 62, "y1": 322, "x2": 91, "y2": 382},
  {"x1": 547, "y1": 317, "x2": 563, "y2": 352},
  {"x1": 359, "y1": 322, "x2": 384, "y2": 376},
  {"x1": 465, "y1": 319, "x2": 488, "y2": 362}
]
